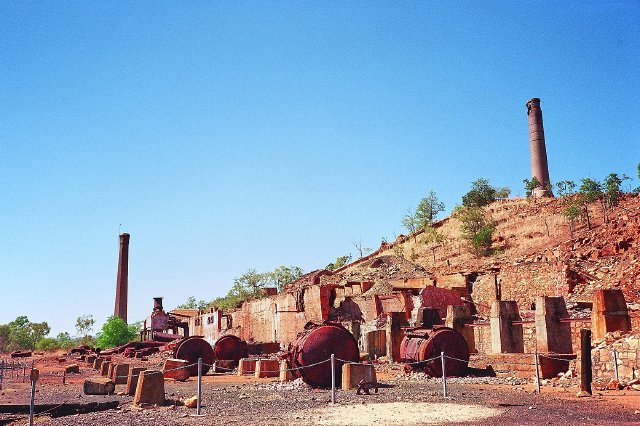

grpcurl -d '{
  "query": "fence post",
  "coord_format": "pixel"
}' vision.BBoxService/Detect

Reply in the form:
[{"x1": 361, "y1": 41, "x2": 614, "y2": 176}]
[
  {"x1": 197, "y1": 358, "x2": 203, "y2": 416},
  {"x1": 441, "y1": 351, "x2": 447, "y2": 398},
  {"x1": 534, "y1": 350, "x2": 541, "y2": 394},
  {"x1": 331, "y1": 354, "x2": 336, "y2": 404},
  {"x1": 580, "y1": 329, "x2": 592, "y2": 395},
  {"x1": 0, "y1": 359, "x2": 4, "y2": 390},
  {"x1": 22, "y1": 362, "x2": 27, "y2": 383},
  {"x1": 613, "y1": 349, "x2": 619, "y2": 382}
]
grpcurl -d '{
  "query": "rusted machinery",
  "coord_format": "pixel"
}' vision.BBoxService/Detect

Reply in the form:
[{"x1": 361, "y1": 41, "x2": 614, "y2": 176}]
[
  {"x1": 287, "y1": 322, "x2": 359, "y2": 388},
  {"x1": 173, "y1": 336, "x2": 215, "y2": 375},
  {"x1": 213, "y1": 334, "x2": 248, "y2": 366},
  {"x1": 141, "y1": 297, "x2": 189, "y2": 341},
  {"x1": 399, "y1": 326, "x2": 469, "y2": 377}
]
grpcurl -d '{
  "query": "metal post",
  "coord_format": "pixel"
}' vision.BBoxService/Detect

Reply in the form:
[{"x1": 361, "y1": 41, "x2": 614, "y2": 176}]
[
  {"x1": 197, "y1": 358, "x2": 202, "y2": 416},
  {"x1": 580, "y1": 329, "x2": 592, "y2": 395},
  {"x1": 0, "y1": 359, "x2": 4, "y2": 390},
  {"x1": 534, "y1": 350, "x2": 541, "y2": 394},
  {"x1": 29, "y1": 369, "x2": 39, "y2": 426},
  {"x1": 441, "y1": 351, "x2": 447, "y2": 398},
  {"x1": 22, "y1": 362, "x2": 26, "y2": 383},
  {"x1": 613, "y1": 349, "x2": 619, "y2": 382},
  {"x1": 63, "y1": 369, "x2": 66, "y2": 385},
  {"x1": 331, "y1": 354, "x2": 336, "y2": 404}
]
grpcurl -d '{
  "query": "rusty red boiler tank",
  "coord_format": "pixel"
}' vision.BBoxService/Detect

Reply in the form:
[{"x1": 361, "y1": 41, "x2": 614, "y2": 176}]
[
  {"x1": 287, "y1": 322, "x2": 359, "y2": 388},
  {"x1": 173, "y1": 336, "x2": 215, "y2": 376},
  {"x1": 213, "y1": 334, "x2": 248, "y2": 363},
  {"x1": 400, "y1": 326, "x2": 469, "y2": 377}
]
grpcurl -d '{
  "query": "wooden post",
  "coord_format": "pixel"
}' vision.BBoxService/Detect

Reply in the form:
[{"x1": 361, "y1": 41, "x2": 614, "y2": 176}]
[
  {"x1": 613, "y1": 349, "x2": 619, "y2": 382},
  {"x1": 0, "y1": 359, "x2": 4, "y2": 390},
  {"x1": 197, "y1": 358, "x2": 203, "y2": 416},
  {"x1": 580, "y1": 329, "x2": 592, "y2": 395}
]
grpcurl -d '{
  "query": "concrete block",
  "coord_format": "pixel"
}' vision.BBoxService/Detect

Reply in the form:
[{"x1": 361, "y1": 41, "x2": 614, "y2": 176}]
[
  {"x1": 238, "y1": 358, "x2": 257, "y2": 376},
  {"x1": 93, "y1": 357, "x2": 105, "y2": 370},
  {"x1": 133, "y1": 370, "x2": 165, "y2": 406},
  {"x1": 592, "y1": 289, "x2": 631, "y2": 340},
  {"x1": 65, "y1": 364, "x2": 80, "y2": 374},
  {"x1": 446, "y1": 305, "x2": 476, "y2": 353},
  {"x1": 214, "y1": 359, "x2": 237, "y2": 373},
  {"x1": 490, "y1": 301, "x2": 524, "y2": 353},
  {"x1": 366, "y1": 330, "x2": 386, "y2": 358},
  {"x1": 255, "y1": 359, "x2": 279, "y2": 378},
  {"x1": 100, "y1": 361, "x2": 112, "y2": 377},
  {"x1": 112, "y1": 363, "x2": 130, "y2": 385},
  {"x1": 535, "y1": 296, "x2": 572, "y2": 354},
  {"x1": 84, "y1": 377, "x2": 115, "y2": 395},
  {"x1": 163, "y1": 359, "x2": 190, "y2": 381},
  {"x1": 126, "y1": 367, "x2": 146, "y2": 396},
  {"x1": 341, "y1": 363, "x2": 376, "y2": 390},
  {"x1": 279, "y1": 360, "x2": 294, "y2": 383}
]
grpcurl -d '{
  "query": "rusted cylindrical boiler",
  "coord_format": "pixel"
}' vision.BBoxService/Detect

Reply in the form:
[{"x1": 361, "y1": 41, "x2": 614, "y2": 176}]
[
  {"x1": 173, "y1": 336, "x2": 215, "y2": 375},
  {"x1": 287, "y1": 322, "x2": 359, "y2": 388},
  {"x1": 400, "y1": 326, "x2": 469, "y2": 376},
  {"x1": 213, "y1": 334, "x2": 248, "y2": 363}
]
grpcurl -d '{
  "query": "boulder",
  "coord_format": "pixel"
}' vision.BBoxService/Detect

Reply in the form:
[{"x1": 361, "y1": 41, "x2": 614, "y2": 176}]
[
  {"x1": 84, "y1": 377, "x2": 115, "y2": 395},
  {"x1": 133, "y1": 370, "x2": 165, "y2": 406},
  {"x1": 184, "y1": 396, "x2": 198, "y2": 408}
]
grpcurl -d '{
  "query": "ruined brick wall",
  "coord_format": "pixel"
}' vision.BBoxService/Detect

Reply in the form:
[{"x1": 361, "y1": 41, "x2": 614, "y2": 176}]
[{"x1": 588, "y1": 335, "x2": 640, "y2": 381}]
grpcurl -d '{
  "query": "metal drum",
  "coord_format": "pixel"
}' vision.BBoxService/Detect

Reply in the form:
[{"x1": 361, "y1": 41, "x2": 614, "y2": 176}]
[
  {"x1": 287, "y1": 322, "x2": 359, "y2": 388},
  {"x1": 173, "y1": 336, "x2": 215, "y2": 376},
  {"x1": 400, "y1": 326, "x2": 469, "y2": 377},
  {"x1": 213, "y1": 334, "x2": 248, "y2": 363}
]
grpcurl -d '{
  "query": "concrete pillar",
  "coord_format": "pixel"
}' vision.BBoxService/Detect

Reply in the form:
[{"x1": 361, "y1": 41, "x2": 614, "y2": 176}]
[
  {"x1": 490, "y1": 301, "x2": 524, "y2": 353},
  {"x1": 114, "y1": 233, "x2": 130, "y2": 323},
  {"x1": 591, "y1": 289, "x2": 631, "y2": 340},
  {"x1": 526, "y1": 98, "x2": 553, "y2": 197},
  {"x1": 535, "y1": 296, "x2": 572, "y2": 353},
  {"x1": 445, "y1": 305, "x2": 476, "y2": 353},
  {"x1": 385, "y1": 312, "x2": 408, "y2": 362}
]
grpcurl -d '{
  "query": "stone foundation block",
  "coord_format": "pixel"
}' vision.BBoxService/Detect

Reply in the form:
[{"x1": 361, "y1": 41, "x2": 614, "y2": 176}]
[
  {"x1": 133, "y1": 370, "x2": 165, "y2": 406},
  {"x1": 280, "y1": 360, "x2": 294, "y2": 383},
  {"x1": 163, "y1": 359, "x2": 191, "y2": 381},
  {"x1": 111, "y1": 363, "x2": 130, "y2": 384},
  {"x1": 65, "y1": 364, "x2": 80, "y2": 374},
  {"x1": 126, "y1": 367, "x2": 146, "y2": 396},
  {"x1": 341, "y1": 363, "x2": 376, "y2": 390},
  {"x1": 238, "y1": 358, "x2": 257, "y2": 376},
  {"x1": 255, "y1": 359, "x2": 279, "y2": 378},
  {"x1": 84, "y1": 377, "x2": 115, "y2": 395},
  {"x1": 100, "y1": 361, "x2": 112, "y2": 377}
]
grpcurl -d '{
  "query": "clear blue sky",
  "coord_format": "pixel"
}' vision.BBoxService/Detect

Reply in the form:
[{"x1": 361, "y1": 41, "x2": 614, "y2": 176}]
[{"x1": 1, "y1": 2, "x2": 638, "y2": 336}]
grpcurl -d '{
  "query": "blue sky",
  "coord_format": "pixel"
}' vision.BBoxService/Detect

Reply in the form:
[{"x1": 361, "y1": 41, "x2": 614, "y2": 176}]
[{"x1": 1, "y1": 2, "x2": 638, "y2": 336}]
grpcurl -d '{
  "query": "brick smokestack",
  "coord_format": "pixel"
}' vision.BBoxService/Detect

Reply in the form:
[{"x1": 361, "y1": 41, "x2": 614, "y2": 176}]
[
  {"x1": 526, "y1": 98, "x2": 553, "y2": 197},
  {"x1": 114, "y1": 233, "x2": 130, "y2": 323}
]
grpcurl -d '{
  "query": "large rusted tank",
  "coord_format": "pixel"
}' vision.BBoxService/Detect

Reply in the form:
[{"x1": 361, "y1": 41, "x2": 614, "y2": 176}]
[
  {"x1": 287, "y1": 322, "x2": 359, "y2": 388},
  {"x1": 173, "y1": 336, "x2": 215, "y2": 376},
  {"x1": 213, "y1": 334, "x2": 248, "y2": 364},
  {"x1": 399, "y1": 326, "x2": 469, "y2": 377}
]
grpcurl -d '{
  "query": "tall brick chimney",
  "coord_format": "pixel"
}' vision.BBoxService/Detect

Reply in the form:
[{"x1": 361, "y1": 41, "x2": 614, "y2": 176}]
[
  {"x1": 114, "y1": 233, "x2": 130, "y2": 323},
  {"x1": 526, "y1": 98, "x2": 553, "y2": 197}
]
